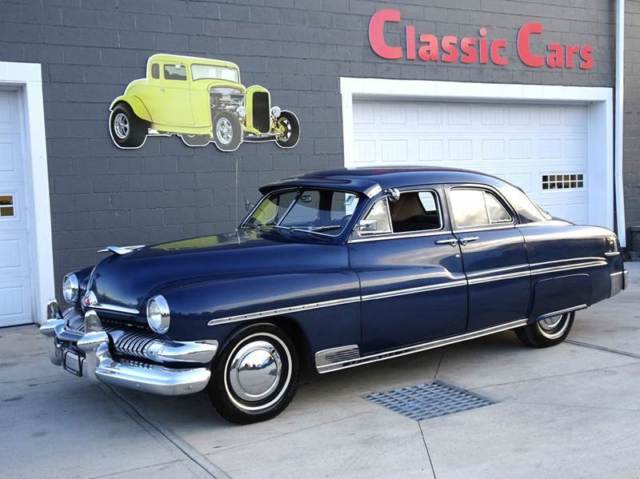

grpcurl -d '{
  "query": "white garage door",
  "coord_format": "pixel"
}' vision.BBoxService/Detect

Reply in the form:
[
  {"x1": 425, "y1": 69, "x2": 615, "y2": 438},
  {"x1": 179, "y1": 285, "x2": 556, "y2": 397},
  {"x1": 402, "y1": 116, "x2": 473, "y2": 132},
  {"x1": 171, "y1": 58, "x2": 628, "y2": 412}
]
[
  {"x1": 0, "y1": 90, "x2": 33, "y2": 326},
  {"x1": 349, "y1": 100, "x2": 589, "y2": 225}
]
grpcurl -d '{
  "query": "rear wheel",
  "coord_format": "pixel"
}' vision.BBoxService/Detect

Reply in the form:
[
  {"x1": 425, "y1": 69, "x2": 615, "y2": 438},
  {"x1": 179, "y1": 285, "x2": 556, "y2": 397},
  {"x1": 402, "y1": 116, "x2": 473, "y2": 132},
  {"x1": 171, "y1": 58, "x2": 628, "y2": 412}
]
[
  {"x1": 208, "y1": 323, "x2": 299, "y2": 424},
  {"x1": 515, "y1": 312, "x2": 574, "y2": 348},
  {"x1": 109, "y1": 103, "x2": 149, "y2": 148}
]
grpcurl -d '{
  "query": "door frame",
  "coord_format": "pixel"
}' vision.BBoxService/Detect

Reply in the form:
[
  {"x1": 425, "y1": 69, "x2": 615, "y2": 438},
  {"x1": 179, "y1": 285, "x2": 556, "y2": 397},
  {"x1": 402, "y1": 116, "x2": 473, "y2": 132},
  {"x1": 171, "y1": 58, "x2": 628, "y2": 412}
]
[
  {"x1": 340, "y1": 77, "x2": 620, "y2": 245},
  {"x1": 0, "y1": 61, "x2": 54, "y2": 325}
]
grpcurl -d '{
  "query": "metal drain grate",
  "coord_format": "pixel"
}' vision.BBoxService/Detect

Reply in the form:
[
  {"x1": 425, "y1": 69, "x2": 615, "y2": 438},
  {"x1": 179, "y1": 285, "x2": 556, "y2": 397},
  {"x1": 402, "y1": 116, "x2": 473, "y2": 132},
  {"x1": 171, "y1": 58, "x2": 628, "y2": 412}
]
[{"x1": 364, "y1": 381, "x2": 494, "y2": 421}]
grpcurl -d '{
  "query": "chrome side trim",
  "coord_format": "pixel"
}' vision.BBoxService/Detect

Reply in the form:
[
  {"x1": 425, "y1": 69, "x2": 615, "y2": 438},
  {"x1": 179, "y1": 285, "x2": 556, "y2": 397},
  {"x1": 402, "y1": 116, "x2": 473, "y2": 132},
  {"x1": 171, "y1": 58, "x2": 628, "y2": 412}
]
[
  {"x1": 468, "y1": 270, "x2": 530, "y2": 285},
  {"x1": 605, "y1": 251, "x2": 621, "y2": 257},
  {"x1": 315, "y1": 345, "x2": 360, "y2": 368},
  {"x1": 530, "y1": 260, "x2": 607, "y2": 276},
  {"x1": 610, "y1": 270, "x2": 626, "y2": 277},
  {"x1": 536, "y1": 304, "x2": 587, "y2": 321},
  {"x1": 529, "y1": 256, "x2": 605, "y2": 268},
  {"x1": 349, "y1": 230, "x2": 452, "y2": 243},
  {"x1": 361, "y1": 279, "x2": 467, "y2": 302},
  {"x1": 207, "y1": 296, "x2": 361, "y2": 327},
  {"x1": 316, "y1": 318, "x2": 528, "y2": 374},
  {"x1": 92, "y1": 303, "x2": 140, "y2": 315}
]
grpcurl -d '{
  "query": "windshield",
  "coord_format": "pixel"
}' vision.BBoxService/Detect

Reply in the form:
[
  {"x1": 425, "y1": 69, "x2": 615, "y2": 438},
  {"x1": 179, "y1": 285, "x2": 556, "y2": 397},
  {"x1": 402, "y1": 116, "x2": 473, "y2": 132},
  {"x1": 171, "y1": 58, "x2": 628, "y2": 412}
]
[
  {"x1": 191, "y1": 64, "x2": 239, "y2": 82},
  {"x1": 242, "y1": 189, "x2": 360, "y2": 237}
]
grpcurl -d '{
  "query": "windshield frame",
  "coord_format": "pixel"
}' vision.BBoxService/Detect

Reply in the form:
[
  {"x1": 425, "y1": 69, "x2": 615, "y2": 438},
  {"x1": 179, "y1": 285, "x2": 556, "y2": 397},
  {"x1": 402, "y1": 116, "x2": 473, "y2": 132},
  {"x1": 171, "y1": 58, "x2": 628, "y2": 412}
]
[
  {"x1": 190, "y1": 63, "x2": 240, "y2": 83},
  {"x1": 239, "y1": 187, "x2": 363, "y2": 239}
]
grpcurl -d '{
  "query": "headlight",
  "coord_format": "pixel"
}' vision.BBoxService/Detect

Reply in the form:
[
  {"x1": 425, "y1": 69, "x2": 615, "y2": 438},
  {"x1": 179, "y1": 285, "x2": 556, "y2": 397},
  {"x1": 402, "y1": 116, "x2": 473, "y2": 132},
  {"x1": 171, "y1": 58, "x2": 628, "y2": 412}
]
[
  {"x1": 146, "y1": 295, "x2": 170, "y2": 334},
  {"x1": 62, "y1": 273, "x2": 79, "y2": 303},
  {"x1": 236, "y1": 105, "x2": 246, "y2": 117},
  {"x1": 270, "y1": 106, "x2": 281, "y2": 118}
]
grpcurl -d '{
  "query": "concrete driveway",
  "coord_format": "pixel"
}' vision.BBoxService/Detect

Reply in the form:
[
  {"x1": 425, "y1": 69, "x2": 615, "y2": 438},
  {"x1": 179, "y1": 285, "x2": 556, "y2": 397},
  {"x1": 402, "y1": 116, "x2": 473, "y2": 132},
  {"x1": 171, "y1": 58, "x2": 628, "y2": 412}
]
[{"x1": 1, "y1": 263, "x2": 639, "y2": 479}]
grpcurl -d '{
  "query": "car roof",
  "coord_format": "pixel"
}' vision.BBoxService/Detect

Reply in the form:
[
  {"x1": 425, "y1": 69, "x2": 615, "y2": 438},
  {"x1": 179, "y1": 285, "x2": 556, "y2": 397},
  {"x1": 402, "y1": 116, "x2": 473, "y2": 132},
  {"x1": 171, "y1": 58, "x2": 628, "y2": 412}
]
[
  {"x1": 147, "y1": 53, "x2": 239, "y2": 70},
  {"x1": 260, "y1": 167, "x2": 510, "y2": 197}
]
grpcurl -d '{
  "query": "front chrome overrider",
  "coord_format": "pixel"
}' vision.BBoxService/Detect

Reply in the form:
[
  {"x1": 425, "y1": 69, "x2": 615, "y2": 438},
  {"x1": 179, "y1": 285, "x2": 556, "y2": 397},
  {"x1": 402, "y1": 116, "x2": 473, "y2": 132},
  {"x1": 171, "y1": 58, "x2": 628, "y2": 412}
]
[{"x1": 40, "y1": 300, "x2": 218, "y2": 396}]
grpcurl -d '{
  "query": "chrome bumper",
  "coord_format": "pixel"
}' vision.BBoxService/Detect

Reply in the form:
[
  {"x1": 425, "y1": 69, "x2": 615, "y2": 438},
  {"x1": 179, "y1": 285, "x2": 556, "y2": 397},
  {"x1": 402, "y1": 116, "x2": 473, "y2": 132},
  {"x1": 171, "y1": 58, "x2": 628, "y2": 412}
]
[
  {"x1": 610, "y1": 269, "x2": 629, "y2": 297},
  {"x1": 40, "y1": 300, "x2": 217, "y2": 396}
]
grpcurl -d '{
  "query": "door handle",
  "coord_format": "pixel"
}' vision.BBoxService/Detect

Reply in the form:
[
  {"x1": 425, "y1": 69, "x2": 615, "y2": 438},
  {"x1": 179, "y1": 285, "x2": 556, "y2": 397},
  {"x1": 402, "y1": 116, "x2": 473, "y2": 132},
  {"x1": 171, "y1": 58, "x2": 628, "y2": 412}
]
[
  {"x1": 435, "y1": 238, "x2": 458, "y2": 246},
  {"x1": 459, "y1": 236, "x2": 479, "y2": 245}
]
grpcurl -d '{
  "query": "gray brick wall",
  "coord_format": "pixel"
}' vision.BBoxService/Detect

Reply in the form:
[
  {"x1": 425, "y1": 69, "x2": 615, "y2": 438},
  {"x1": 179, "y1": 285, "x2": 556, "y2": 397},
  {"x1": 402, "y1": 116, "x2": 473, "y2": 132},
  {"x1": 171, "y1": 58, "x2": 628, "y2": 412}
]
[
  {"x1": 0, "y1": 0, "x2": 616, "y2": 291},
  {"x1": 625, "y1": 0, "x2": 640, "y2": 238}
]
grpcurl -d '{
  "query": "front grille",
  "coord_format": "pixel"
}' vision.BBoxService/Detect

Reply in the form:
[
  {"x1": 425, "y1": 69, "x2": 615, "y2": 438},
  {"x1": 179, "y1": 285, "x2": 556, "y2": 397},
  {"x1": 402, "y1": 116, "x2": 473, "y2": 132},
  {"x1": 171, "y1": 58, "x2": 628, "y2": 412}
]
[
  {"x1": 110, "y1": 329, "x2": 158, "y2": 360},
  {"x1": 252, "y1": 91, "x2": 270, "y2": 132}
]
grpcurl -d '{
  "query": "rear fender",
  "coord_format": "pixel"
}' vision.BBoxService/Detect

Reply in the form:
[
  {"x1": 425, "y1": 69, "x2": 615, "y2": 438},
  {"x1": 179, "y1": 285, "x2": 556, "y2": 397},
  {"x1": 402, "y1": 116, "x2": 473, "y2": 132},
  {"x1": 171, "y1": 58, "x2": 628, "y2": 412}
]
[
  {"x1": 110, "y1": 95, "x2": 152, "y2": 122},
  {"x1": 529, "y1": 273, "x2": 592, "y2": 321}
]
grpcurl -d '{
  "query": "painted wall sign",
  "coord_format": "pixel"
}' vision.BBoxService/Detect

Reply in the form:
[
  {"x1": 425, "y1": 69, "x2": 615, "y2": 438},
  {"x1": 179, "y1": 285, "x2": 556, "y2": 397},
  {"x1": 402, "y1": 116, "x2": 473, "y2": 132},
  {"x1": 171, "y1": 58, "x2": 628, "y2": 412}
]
[
  {"x1": 368, "y1": 9, "x2": 593, "y2": 70},
  {"x1": 109, "y1": 53, "x2": 300, "y2": 152}
]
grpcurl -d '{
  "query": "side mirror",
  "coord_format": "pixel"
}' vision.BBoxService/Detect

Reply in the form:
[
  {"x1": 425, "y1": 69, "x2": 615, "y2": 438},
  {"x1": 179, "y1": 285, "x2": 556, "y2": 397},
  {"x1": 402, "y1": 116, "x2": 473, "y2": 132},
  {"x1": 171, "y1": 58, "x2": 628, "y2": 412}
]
[{"x1": 355, "y1": 219, "x2": 378, "y2": 235}]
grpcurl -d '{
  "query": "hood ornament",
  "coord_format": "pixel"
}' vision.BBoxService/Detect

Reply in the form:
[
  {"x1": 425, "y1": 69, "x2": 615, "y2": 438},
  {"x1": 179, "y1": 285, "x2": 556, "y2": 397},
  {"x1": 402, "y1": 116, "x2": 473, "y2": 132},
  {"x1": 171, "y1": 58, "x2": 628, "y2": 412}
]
[{"x1": 98, "y1": 245, "x2": 145, "y2": 255}]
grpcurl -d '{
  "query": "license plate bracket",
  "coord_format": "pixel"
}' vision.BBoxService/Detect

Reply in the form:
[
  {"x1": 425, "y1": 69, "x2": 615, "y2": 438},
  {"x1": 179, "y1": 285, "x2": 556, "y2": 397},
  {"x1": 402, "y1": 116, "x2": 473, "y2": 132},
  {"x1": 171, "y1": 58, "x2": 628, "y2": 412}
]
[{"x1": 62, "y1": 349, "x2": 83, "y2": 377}]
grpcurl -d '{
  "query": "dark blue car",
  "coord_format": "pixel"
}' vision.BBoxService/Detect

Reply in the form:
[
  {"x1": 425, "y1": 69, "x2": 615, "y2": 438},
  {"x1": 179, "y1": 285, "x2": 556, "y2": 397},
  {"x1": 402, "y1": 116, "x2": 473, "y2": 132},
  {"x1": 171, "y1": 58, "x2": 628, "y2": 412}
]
[{"x1": 41, "y1": 167, "x2": 627, "y2": 423}]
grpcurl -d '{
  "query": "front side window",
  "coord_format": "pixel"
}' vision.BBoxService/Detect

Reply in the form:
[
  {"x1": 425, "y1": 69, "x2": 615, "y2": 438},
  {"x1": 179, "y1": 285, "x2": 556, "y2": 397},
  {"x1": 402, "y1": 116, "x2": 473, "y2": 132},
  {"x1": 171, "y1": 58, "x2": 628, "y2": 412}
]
[
  {"x1": 191, "y1": 64, "x2": 239, "y2": 83},
  {"x1": 243, "y1": 189, "x2": 360, "y2": 236},
  {"x1": 164, "y1": 64, "x2": 187, "y2": 81},
  {"x1": 389, "y1": 191, "x2": 442, "y2": 232},
  {"x1": 449, "y1": 188, "x2": 512, "y2": 229}
]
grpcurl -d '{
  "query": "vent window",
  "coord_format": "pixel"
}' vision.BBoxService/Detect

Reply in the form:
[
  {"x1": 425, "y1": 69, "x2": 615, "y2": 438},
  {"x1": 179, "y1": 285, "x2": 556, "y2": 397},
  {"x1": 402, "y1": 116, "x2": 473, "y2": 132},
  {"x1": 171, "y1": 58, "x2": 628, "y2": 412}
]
[{"x1": 542, "y1": 174, "x2": 584, "y2": 190}]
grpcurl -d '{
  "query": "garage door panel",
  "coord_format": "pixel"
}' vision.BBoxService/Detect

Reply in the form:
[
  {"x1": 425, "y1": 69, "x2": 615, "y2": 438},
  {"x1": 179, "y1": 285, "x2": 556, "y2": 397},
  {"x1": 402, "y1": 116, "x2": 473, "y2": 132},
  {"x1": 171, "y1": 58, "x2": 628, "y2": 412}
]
[{"x1": 351, "y1": 100, "x2": 589, "y2": 226}]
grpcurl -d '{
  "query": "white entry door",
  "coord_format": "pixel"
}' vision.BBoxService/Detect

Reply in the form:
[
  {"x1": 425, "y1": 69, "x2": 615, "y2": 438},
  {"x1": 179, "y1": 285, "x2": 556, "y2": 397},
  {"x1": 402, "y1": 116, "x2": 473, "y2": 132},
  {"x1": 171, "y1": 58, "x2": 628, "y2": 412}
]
[
  {"x1": 0, "y1": 89, "x2": 33, "y2": 326},
  {"x1": 349, "y1": 100, "x2": 590, "y2": 225}
]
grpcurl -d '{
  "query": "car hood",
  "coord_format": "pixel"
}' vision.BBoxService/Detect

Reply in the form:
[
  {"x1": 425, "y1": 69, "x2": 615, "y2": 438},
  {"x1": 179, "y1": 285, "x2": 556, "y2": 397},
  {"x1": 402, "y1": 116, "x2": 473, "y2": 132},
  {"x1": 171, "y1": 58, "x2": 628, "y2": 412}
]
[{"x1": 87, "y1": 230, "x2": 347, "y2": 317}]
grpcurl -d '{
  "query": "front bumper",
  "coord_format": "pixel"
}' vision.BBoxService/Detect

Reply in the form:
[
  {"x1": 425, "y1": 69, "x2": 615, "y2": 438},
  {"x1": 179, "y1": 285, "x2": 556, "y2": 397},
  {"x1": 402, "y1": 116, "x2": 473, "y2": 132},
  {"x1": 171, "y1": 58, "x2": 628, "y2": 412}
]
[{"x1": 40, "y1": 300, "x2": 217, "y2": 396}]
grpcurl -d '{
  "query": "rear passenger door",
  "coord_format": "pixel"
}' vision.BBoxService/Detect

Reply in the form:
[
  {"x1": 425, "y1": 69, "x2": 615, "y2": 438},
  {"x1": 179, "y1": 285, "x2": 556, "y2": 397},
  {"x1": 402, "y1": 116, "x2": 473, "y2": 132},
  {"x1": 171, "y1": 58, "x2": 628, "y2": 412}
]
[
  {"x1": 349, "y1": 187, "x2": 467, "y2": 353},
  {"x1": 446, "y1": 186, "x2": 530, "y2": 332}
]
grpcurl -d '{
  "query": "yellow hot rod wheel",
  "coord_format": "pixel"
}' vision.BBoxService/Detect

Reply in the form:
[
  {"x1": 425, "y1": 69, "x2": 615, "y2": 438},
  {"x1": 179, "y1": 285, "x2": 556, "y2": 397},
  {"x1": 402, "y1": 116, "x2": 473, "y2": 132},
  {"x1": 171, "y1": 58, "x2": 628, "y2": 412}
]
[
  {"x1": 213, "y1": 112, "x2": 242, "y2": 152},
  {"x1": 109, "y1": 103, "x2": 149, "y2": 149},
  {"x1": 275, "y1": 111, "x2": 300, "y2": 148}
]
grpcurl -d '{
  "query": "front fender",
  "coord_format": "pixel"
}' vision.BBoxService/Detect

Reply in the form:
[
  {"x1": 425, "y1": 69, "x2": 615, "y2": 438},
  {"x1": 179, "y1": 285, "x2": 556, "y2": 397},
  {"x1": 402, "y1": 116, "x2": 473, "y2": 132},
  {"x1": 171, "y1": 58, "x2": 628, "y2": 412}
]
[
  {"x1": 110, "y1": 95, "x2": 152, "y2": 122},
  {"x1": 161, "y1": 271, "x2": 361, "y2": 355}
]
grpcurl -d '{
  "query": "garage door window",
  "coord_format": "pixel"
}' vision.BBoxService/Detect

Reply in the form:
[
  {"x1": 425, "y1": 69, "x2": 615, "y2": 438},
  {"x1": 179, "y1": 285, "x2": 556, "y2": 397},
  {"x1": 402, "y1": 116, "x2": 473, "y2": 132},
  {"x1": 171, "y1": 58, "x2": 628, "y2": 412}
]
[
  {"x1": 0, "y1": 194, "x2": 14, "y2": 217},
  {"x1": 450, "y1": 189, "x2": 512, "y2": 229},
  {"x1": 542, "y1": 174, "x2": 584, "y2": 190}
]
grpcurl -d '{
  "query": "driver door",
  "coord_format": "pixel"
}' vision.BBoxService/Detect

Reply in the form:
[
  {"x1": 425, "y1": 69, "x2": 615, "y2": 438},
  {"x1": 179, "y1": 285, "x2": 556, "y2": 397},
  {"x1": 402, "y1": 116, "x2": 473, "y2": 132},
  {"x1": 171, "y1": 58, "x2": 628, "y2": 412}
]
[{"x1": 348, "y1": 188, "x2": 468, "y2": 354}]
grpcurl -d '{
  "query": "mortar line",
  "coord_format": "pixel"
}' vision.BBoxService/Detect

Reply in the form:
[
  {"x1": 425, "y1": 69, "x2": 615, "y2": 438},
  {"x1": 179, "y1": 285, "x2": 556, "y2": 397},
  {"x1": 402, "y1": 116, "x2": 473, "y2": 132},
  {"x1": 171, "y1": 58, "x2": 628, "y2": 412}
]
[
  {"x1": 101, "y1": 385, "x2": 231, "y2": 479},
  {"x1": 418, "y1": 422, "x2": 438, "y2": 479}
]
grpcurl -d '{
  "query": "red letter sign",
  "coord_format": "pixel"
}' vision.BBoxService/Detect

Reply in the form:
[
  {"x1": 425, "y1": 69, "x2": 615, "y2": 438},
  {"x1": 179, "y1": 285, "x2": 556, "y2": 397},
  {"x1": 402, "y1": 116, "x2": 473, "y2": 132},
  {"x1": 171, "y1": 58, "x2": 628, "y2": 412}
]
[
  {"x1": 517, "y1": 22, "x2": 544, "y2": 68},
  {"x1": 369, "y1": 9, "x2": 403, "y2": 60}
]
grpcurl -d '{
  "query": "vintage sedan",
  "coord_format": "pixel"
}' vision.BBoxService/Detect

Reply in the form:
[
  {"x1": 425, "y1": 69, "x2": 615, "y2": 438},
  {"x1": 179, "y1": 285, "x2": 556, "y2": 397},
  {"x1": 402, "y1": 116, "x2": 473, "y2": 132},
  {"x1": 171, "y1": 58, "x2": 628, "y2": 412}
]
[{"x1": 41, "y1": 168, "x2": 627, "y2": 423}]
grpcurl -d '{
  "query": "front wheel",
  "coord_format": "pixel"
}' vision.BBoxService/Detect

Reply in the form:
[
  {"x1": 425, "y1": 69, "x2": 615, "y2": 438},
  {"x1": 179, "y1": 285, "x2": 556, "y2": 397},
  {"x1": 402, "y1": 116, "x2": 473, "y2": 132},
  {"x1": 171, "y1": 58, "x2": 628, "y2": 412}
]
[
  {"x1": 212, "y1": 112, "x2": 242, "y2": 152},
  {"x1": 515, "y1": 312, "x2": 574, "y2": 348},
  {"x1": 208, "y1": 323, "x2": 299, "y2": 424},
  {"x1": 109, "y1": 103, "x2": 149, "y2": 148},
  {"x1": 275, "y1": 111, "x2": 300, "y2": 148}
]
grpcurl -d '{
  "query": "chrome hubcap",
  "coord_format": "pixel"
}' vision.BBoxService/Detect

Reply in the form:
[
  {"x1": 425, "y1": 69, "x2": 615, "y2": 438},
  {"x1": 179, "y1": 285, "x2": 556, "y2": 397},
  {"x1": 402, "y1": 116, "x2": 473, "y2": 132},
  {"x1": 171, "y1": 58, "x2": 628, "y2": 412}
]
[
  {"x1": 113, "y1": 112, "x2": 129, "y2": 139},
  {"x1": 539, "y1": 314, "x2": 563, "y2": 331},
  {"x1": 228, "y1": 340, "x2": 282, "y2": 402},
  {"x1": 537, "y1": 313, "x2": 569, "y2": 339},
  {"x1": 216, "y1": 117, "x2": 233, "y2": 145}
]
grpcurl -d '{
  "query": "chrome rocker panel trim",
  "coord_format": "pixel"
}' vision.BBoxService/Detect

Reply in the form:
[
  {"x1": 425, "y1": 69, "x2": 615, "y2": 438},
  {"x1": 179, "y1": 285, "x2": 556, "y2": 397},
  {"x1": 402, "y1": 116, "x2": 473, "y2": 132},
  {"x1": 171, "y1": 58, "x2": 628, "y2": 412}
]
[
  {"x1": 40, "y1": 302, "x2": 217, "y2": 396},
  {"x1": 316, "y1": 318, "x2": 528, "y2": 374}
]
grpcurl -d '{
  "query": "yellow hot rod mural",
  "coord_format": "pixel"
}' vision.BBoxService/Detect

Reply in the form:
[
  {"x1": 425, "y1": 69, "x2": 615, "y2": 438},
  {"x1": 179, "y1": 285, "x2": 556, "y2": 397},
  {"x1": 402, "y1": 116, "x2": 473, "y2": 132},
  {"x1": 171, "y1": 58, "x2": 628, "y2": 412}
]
[{"x1": 109, "y1": 54, "x2": 300, "y2": 152}]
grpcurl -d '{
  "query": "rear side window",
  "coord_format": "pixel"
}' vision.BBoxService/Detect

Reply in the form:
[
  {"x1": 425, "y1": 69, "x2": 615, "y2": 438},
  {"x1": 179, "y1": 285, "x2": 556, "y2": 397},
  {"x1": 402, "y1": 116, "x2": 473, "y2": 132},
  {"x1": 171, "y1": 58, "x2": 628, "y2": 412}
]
[
  {"x1": 164, "y1": 64, "x2": 187, "y2": 80},
  {"x1": 449, "y1": 188, "x2": 512, "y2": 229},
  {"x1": 389, "y1": 191, "x2": 442, "y2": 232}
]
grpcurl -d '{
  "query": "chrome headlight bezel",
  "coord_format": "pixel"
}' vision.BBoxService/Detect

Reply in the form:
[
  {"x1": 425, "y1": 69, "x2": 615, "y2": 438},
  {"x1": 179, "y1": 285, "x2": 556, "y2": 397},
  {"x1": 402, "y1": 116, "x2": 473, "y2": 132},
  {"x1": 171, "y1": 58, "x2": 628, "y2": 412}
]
[
  {"x1": 146, "y1": 295, "x2": 170, "y2": 334},
  {"x1": 62, "y1": 273, "x2": 79, "y2": 304},
  {"x1": 270, "y1": 106, "x2": 281, "y2": 118}
]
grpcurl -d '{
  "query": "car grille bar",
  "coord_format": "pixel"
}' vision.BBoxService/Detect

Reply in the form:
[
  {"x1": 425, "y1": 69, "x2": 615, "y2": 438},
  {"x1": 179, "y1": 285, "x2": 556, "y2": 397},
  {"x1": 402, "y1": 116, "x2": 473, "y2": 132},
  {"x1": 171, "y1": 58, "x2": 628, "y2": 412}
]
[{"x1": 110, "y1": 329, "x2": 158, "y2": 360}]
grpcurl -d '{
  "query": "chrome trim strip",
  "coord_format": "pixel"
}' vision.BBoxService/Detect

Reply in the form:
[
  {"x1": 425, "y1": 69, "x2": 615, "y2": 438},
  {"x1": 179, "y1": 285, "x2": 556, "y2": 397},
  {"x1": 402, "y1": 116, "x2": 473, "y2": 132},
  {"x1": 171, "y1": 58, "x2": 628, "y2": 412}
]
[
  {"x1": 207, "y1": 296, "x2": 361, "y2": 326},
  {"x1": 349, "y1": 230, "x2": 452, "y2": 243},
  {"x1": 610, "y1": 270, "x2": 626, "y2": 277},
  {"x1": 92, "y1": 303, "x2": 140, "y2": 315},
  {"x1": 317, "y1": 318, "x2": 528, "y2": 374},
  {"x1": 361, "y1": 279, "x2": 467, "y2": 302},
  {"x1": 315, "y1": 345, "x2": 360, "y2": 368},
  {"x1": 530, "y1": 260, "x2": 607, "y2": 276},
  {"x1": 468, "y1": 270, "x2": 530, "y2": 285},
  {"x1": 537, "y1": 304, "x2": 587, "y2": 321},
  {"x1": 529, "y1": 257, "x2": 605, "y2": 268},
  {"x1": 605, "y1": 251, "x2": 621, "y2": 257}
]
